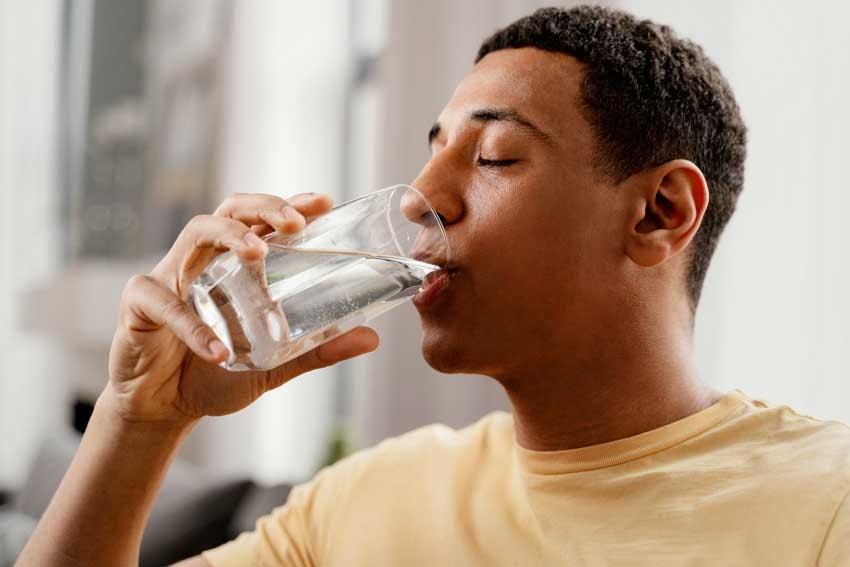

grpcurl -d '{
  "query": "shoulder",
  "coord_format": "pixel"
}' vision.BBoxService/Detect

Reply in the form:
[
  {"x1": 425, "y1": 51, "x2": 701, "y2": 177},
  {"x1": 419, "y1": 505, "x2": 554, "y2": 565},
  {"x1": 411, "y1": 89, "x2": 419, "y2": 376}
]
[
  {"x1": 719, "y1": 394, "x2": 850, "y2": 477},
  {"x1": 701, "y1": 393, "x2": 850, "y2": 522},
  {"x1": 296, "y1": 412, "x2": 514, "y2": 551},
  {"x1": 333, "y1": 410, "x2": 514, "y2": 483},
  {"x1": 201, "y1": 416, "x2": 514, "y2": 567},
  {"x1": 304, "y1": 411, "x2": 514, "y2": 508}
]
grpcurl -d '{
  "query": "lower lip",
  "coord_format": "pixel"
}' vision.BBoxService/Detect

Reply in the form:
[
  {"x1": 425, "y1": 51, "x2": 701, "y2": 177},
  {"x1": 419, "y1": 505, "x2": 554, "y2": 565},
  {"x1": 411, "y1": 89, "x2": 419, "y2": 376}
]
[{"x1": 412, "y1": 270, "x2": 451, "y2": 309}]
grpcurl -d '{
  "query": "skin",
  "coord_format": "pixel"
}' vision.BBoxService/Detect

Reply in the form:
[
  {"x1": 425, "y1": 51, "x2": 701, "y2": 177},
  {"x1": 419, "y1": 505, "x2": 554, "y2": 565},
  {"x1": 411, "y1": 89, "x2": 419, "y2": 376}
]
[
  {"x1": 17, "y1": 47, "x2": 720, "y2": 567},
  {"x1": 412, "y1": 48, "x2": 719, "y2": 449}
]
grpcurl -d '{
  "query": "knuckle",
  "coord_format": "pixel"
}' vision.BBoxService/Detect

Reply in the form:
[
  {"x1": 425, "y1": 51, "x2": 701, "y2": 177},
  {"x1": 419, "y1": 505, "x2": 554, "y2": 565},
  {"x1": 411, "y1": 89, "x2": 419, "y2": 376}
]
[
  {"x1": 119, "y1": 274, "x2": 156, "y2": 324},
  {"x1": 161, "y1": 298, "x2": 189, "y2": 320},
  {"x1": 187, "y1": 214, "x2": 213, "y2": 230},
  {"x1": 215, "y1": 194, "x2": 245, "y2": 214},
  {"x1": 224, "y1": 215, "x2": 249, "y2": 230},
  {"x1": 189, "y1": 322, "x2": 212, "y2": 345},
  {"x1": 258, "y1": 195, "x2": 287, "y2": 210},
  {"x1": 267, "y1": 365, "x2": 294, "y2": 387},
  {"x1": 298, "y1": 349, "x2": 324, "y2": 374},
  {"x1": 282, "y1": 356, "x2": 307, "y2": 379},
  {"x1": 312, "y1": 344, "x2": 331, "y2": 366},
  {"x1": 219, "y1": 219, "x2": 249, "y2": 241},
  {"x1": 186, "y1": 215, "x2": 241, "y2": 246},
  {"x1": 123, "y1": 274, "x2": 152, "y2": 298}
]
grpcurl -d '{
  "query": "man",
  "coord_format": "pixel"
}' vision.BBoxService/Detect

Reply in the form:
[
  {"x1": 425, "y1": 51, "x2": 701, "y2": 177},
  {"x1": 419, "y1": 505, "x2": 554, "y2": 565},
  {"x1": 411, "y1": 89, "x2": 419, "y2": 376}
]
[{"x1": 17, "y1": 5, "x2": 850, "y2": 566}]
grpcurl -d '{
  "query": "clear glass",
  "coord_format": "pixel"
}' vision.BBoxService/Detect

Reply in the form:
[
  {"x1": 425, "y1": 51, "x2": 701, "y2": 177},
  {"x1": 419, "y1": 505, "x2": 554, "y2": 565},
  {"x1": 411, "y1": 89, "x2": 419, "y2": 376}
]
[{"x1": 190, "y1": 185, "x2": 450, "y2": 371}]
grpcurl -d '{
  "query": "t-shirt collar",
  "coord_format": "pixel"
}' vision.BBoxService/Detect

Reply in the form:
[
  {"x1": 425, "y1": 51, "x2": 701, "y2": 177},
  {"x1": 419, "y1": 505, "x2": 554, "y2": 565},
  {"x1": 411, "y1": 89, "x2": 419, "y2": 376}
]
[{"x1": 514, "y1": 390, "x2": 748, "y2": 476}]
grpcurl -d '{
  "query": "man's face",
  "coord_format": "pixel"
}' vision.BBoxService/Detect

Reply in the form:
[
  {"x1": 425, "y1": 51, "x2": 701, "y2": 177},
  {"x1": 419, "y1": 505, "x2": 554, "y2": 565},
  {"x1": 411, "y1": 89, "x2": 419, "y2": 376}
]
[{"x1": 412, "y1": 48, "x2": 629, "y2": 380}]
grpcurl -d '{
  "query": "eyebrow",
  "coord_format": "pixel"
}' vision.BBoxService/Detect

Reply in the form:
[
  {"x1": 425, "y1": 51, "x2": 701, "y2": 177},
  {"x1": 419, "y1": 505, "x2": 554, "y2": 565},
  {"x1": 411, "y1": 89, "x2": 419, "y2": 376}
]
[{"x1": 428, "y1": 107, "x2": 553, "y2": 147}]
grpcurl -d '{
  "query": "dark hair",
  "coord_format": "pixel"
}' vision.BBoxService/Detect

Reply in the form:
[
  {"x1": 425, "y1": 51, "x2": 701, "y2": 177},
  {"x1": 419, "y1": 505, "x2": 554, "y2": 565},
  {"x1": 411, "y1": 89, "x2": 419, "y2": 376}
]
[{"x1": 477, "y1": 5, "x2": 747, "y2": 308}]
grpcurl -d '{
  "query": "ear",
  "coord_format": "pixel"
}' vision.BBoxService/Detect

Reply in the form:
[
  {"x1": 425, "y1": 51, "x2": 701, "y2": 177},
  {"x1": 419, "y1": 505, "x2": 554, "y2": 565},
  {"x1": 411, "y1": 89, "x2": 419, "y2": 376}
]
[{"x1": 624, "y1": 159, "x2": 709, "y2": 268}]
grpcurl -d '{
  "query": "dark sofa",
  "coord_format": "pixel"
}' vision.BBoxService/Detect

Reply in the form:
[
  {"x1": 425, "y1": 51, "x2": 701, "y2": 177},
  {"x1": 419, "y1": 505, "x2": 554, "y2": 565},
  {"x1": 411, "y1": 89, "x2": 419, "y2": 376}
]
[{"x1": 0, "y1": 431, "x2": 292, "y2": 566}]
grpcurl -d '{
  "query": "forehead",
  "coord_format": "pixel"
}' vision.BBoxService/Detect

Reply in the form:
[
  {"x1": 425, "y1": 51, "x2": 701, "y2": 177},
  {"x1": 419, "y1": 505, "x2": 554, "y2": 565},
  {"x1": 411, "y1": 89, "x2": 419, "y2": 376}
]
[{"x1": 438, "y1": 47, "x2": 590, "y2": 145}]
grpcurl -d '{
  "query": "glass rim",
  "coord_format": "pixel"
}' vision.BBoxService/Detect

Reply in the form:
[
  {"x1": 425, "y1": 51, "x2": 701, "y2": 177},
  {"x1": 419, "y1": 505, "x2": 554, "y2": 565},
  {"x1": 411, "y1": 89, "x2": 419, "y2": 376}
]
[
  {"x1": 293, "y1": 184, "x2": 451, "y2": 267},
  {"x1": 259, "y1": 185, "x2": 450, "y2": 267}
]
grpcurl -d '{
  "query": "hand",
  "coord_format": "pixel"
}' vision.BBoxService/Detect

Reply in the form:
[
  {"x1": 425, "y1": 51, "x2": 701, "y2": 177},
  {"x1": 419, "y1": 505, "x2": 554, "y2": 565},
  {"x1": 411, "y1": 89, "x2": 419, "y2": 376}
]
[{"x1": 106, "y1": 193, "x2": 380, "y2": 423}]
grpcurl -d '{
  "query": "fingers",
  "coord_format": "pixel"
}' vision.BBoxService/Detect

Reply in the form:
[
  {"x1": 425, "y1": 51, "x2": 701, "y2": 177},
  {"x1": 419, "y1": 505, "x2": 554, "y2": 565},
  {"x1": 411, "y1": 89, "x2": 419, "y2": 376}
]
[
  {"x1": 214, "y1": 193, "x2": 334, "y2": 235},
  {"x1": 151, "y1": 214, "x2": 268, "y2": 294},
  {"x1": 152, "y1": 193, "x2": 335, "y2": 298},
  {"x1": 121, "y1": 275, "x2": 229, "y2": 364},
  {"x1": 186, "y1": 214, "x2": 268, "y2": 259},
  {"x1": 287, "y1": 192, "x2": 335, "y2": 216},
  {"x1": 267, "y1": 326, "x2": 379, "y2": 387}
]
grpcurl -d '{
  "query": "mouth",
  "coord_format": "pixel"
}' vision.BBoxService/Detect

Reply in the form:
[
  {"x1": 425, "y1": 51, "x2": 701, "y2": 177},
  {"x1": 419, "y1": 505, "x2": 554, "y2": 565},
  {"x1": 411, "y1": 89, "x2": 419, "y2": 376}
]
[
  {"x1": 409, "y1": 249, "x2": 449, "y2": 268},
  {"x1": 412, "y1": 267, "x2": 453, "y2": 309}
]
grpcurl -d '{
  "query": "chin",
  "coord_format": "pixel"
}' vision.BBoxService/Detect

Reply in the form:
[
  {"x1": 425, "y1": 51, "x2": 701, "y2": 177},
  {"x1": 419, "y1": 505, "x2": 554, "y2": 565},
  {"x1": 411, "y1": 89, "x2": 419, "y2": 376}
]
[
  {"x1": 419, "y1": 328, "x2": 472, "y2": 374},
  {"x1": 419, "y1": 322, "x2": 503, "y2": 376}
]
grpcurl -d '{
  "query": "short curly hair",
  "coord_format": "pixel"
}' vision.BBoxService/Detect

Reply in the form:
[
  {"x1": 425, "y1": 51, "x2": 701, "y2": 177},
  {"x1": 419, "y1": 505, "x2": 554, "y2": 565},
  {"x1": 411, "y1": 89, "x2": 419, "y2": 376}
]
[{"x1": 477, "y1": 5, "x2": 747, "y2": 308}]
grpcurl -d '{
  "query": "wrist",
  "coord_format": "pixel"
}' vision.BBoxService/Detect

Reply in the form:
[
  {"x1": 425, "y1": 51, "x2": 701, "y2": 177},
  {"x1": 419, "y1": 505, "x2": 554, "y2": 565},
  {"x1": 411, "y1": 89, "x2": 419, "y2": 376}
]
[{"x1": 97, "y1": 384, "x2": 199, "y2": 439}]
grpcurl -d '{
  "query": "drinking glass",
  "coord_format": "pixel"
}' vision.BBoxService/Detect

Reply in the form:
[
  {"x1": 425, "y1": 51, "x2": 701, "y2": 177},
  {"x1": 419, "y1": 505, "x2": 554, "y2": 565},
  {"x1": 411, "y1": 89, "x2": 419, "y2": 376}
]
[{"x1": 190, "y1": 185, "x2": 450, "y2": 371}]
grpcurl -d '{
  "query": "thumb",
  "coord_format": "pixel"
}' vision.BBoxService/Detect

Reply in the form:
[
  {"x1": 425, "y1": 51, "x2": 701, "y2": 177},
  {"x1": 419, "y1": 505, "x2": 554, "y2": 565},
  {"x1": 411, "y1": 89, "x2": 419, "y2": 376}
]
[{"x1": 266, "y1": 326, "x2": 380, "y2": 389}]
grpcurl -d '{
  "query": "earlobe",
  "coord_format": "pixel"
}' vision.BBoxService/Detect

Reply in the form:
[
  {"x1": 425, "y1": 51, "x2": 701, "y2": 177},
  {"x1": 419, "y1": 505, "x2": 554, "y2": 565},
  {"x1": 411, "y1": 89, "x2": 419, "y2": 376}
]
[{"x1": 624, "y1": 160, "x2": 709, "y2": 268}]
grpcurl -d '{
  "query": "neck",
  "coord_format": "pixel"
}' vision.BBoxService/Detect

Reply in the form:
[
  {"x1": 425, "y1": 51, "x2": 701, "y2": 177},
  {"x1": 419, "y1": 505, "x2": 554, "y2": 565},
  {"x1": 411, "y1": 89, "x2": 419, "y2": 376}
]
[{"x1": 501, "y1": 297, "x2": 721, "y2": 452}]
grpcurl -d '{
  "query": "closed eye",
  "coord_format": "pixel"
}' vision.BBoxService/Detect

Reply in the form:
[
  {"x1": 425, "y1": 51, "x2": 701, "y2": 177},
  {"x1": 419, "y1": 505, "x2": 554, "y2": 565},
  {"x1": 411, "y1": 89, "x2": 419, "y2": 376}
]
[{"x1": 477, "y1": 157, "x2": 518, "y2": 168}]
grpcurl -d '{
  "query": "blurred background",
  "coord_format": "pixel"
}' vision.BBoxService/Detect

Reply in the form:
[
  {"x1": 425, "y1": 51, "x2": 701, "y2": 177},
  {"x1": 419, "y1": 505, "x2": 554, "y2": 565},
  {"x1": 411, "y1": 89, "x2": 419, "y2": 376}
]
[{"x1": 0, "y1": 0, "x2": 848, "y2": 560}]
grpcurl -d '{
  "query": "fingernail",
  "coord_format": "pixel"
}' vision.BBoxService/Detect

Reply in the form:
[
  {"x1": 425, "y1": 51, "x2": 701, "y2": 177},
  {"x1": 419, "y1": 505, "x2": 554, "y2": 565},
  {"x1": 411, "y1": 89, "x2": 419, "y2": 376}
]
[{"x1": 208, "y1": 339, "x2": 228, "y2": 359}]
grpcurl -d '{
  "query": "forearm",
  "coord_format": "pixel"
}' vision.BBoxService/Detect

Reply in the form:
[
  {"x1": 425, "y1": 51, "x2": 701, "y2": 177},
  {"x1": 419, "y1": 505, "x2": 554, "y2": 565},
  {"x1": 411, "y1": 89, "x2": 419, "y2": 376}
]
[{"x1": 16, "y1": 386, "x2": 197, "y2": 567}]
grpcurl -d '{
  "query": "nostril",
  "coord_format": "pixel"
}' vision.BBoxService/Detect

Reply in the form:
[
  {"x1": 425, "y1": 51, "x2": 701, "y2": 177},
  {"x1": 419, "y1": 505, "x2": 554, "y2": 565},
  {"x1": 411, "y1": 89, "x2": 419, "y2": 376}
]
[{"x1": 418, "y1": 211, "x2": 447, "y2": 226}]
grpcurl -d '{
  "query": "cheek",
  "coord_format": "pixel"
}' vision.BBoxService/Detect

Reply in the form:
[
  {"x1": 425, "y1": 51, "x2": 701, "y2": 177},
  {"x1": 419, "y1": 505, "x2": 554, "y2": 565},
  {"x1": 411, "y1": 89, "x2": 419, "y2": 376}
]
[
  {"x1": 465, "y1": 179, "x2": 611, "y2": 303},
  {"x1": 458, "y1": 197, "x2": 554, "y2": 316}
]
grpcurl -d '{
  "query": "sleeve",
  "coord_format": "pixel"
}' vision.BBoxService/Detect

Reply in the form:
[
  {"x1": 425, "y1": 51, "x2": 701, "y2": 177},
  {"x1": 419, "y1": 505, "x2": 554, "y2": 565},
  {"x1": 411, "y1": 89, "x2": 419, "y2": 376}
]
[
  {"x1": 201, "y1": 472, "x2": 332, "y2": 567},
  {"x1": 818, "y1": 487, "x2": 850, "y2": 567}
]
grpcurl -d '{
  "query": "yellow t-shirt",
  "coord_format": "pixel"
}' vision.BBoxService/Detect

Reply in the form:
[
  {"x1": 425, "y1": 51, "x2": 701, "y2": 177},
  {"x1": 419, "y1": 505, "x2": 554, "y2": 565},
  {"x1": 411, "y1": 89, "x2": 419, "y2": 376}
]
[{"x1": 203, "y1": 391, "x2": 850, "y2": 566}]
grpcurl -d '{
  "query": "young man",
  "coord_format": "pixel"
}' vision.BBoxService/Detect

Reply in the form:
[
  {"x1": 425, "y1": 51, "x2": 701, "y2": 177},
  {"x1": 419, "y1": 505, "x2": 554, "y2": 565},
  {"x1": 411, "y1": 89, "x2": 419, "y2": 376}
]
[{"x1": 18, "y1": 6, "x2": 850, "y2": 566}]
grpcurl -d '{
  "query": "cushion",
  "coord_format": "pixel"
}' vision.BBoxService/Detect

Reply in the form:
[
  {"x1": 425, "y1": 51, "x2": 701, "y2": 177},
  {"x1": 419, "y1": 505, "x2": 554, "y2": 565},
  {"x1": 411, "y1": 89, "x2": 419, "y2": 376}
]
[
  {"x1": 14, "y1": 431, "x2": 80, "y2": 518},
  {"x1": 0, "y1": 509, "x2": 37, "y2": 567},
  {"x1": 228, "y1": 482, "x2": 292, "y2": 538},
  {"x1": 141, "y1": 466, "x2": 251, "y2": 566},
  {"x1": 13, "y1": 431, "x2": 252, "y2": 566}
]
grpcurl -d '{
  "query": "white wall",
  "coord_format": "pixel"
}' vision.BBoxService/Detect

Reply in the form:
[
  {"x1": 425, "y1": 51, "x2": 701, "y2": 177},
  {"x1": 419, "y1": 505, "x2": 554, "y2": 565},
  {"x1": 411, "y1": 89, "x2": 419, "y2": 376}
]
[
  {"x1": 622, "y1": 0, "x2": 850, "y2": 422},
  {"x1": 0, "y1": 1, "x2": 65, "y2": 488}
]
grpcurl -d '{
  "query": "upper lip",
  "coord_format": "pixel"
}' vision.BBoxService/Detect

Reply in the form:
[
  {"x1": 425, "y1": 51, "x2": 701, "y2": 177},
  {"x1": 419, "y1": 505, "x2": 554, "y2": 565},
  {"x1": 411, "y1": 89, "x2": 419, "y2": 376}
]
[
  {"x1": 411, "y1": 251, "x2": 451, "y2": 269},
  {"x1": 422, "y1": 269, "x2": 449, "y2": 286}
]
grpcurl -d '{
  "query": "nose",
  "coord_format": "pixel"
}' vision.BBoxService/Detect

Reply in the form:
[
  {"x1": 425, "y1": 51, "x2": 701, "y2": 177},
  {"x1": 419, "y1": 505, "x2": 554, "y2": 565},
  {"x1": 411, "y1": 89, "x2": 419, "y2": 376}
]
[
  {"x1": 407, "y1": 154, "x2": 465, "y2": 227},
  {"x1": 397, "y1": 153, "x2": 464, "y2": 267}
]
